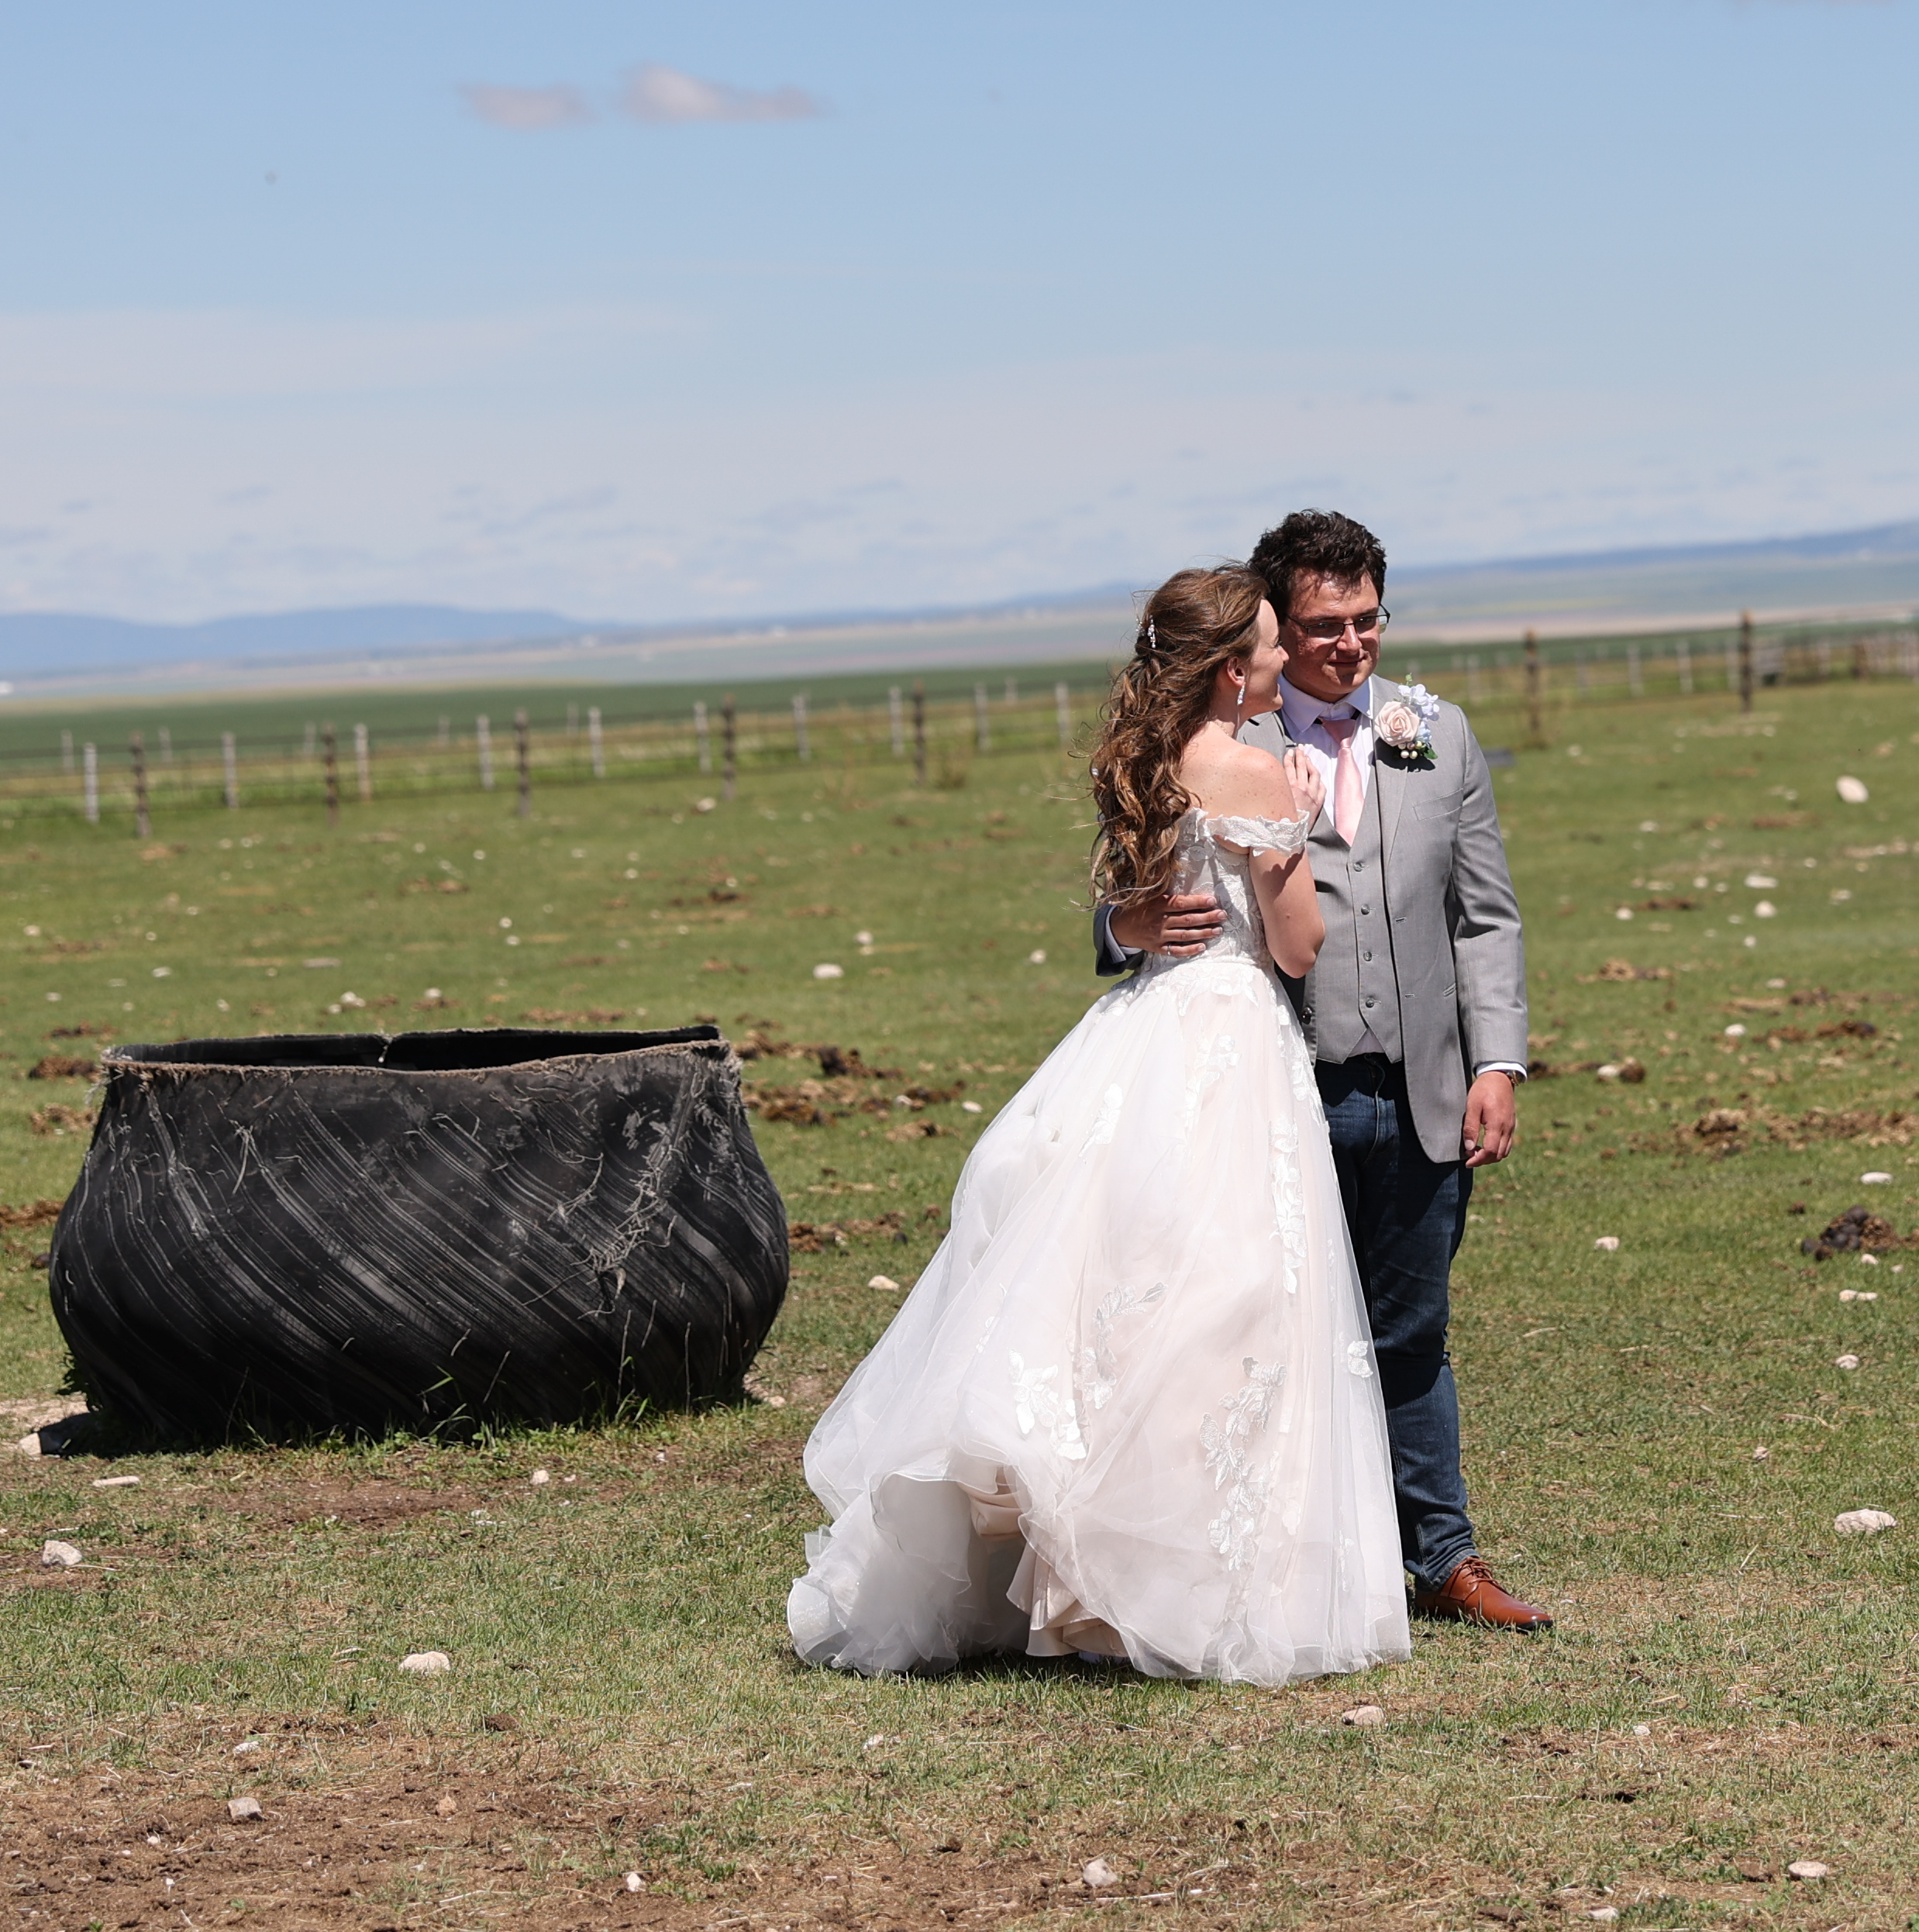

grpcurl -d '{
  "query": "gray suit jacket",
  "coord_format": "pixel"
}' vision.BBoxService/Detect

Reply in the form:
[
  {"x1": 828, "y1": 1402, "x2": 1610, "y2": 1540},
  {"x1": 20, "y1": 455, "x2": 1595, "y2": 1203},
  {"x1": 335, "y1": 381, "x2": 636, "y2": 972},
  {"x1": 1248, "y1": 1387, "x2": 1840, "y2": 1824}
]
[{"x1": 1094, "y1": 677, "x2": 1527, "y2": 1165}]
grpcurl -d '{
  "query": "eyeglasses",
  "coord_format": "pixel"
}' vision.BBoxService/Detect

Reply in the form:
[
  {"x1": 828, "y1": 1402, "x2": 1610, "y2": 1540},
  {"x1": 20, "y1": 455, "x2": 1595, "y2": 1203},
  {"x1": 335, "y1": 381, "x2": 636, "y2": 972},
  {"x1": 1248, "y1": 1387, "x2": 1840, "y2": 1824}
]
[{"x1": 1289, "y1": 608, "x2": 1390, "y2": 646}]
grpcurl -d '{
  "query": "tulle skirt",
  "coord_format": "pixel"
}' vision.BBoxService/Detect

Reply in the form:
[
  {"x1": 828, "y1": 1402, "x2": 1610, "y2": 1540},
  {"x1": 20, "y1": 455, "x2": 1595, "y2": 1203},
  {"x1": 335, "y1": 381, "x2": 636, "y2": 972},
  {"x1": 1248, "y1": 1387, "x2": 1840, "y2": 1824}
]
[{"x1": 786, "y1": 952, "x2": 1412, "y2": 1683}]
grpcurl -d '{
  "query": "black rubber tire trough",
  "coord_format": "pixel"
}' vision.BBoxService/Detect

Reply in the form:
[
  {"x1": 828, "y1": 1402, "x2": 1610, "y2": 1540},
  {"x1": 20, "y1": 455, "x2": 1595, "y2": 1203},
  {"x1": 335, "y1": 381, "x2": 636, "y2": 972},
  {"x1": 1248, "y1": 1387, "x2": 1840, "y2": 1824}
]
[{"x1": 48, "y1": 1025, "x2": 787, "y2": 1442}]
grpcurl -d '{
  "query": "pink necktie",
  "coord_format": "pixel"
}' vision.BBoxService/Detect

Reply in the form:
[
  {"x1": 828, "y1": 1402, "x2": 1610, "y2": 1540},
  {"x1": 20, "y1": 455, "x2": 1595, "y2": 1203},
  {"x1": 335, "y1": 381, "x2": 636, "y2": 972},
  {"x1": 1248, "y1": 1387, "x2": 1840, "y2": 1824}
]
[{"x1": 1322, "y1": 713, "x2": 1363, "y2": 845}]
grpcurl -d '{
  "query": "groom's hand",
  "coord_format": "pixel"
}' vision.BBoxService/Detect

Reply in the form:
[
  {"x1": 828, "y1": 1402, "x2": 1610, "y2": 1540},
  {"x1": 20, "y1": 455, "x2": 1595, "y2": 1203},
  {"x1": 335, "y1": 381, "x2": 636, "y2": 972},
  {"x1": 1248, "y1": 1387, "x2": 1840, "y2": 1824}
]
[
  {"x1": 1462, "y1": 1072, "x2": 1518, "y2": 1167},
  {"x1": 1109, "y1": 892, "x2": 1225, "y2": 958}
]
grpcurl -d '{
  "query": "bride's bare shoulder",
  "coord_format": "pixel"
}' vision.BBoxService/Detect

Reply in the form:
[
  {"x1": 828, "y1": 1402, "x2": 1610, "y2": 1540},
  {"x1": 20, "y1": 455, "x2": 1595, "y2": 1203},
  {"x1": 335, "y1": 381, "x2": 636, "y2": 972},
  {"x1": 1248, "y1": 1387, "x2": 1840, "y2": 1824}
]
[{"x1": 1183, "y1": 736, "x2": 1296, "y2": 819}]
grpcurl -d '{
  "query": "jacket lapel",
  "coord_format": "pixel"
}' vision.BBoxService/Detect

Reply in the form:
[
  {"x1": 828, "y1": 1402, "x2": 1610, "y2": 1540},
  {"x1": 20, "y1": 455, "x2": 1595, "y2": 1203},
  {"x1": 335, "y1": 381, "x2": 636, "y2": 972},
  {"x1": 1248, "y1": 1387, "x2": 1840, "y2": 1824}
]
[{"x1": 1368, "y1": 674, "x2": 1411, "y2": 865}]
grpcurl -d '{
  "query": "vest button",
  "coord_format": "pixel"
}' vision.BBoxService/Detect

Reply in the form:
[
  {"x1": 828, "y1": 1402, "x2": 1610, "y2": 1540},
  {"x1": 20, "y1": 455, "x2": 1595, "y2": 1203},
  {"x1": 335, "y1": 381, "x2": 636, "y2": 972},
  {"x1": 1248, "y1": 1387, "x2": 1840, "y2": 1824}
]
[
  {"x1": 1361, "y1": 950, "x2": 1372, "y2": 963},
  {"x1": 1359, "y1": 904, "x2": 1371, "y2": 915},
  {"x1": 1352, "y1": 860, "x2": 1364, "y2": 872},
  {"x1": 1363, "y1": 997, "x2": 1376, "y2": 1008}
]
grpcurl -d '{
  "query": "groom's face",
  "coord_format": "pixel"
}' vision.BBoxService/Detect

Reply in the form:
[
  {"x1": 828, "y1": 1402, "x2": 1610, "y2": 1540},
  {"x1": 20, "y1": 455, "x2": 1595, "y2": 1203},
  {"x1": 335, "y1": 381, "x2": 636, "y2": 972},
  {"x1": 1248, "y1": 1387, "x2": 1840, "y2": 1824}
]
[{"x1": 1281, "y1": 573, "x2": 1382, "y2": 703}]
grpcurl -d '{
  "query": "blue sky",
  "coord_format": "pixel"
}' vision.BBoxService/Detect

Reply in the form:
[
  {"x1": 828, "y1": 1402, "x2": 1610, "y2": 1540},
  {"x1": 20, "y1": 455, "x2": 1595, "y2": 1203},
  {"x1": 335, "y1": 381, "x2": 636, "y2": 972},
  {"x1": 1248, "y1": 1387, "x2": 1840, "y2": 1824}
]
[{"x1": 0, "y1": 0, "x2": 1914, "y2": 624}]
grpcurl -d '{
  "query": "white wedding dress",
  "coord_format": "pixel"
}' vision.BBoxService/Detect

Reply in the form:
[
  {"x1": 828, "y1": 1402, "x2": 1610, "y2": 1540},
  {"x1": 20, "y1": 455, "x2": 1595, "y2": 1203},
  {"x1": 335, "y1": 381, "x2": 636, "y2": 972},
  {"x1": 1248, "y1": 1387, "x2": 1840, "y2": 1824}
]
[{"x1": 787, "y1": 809, "x2": 1411, "y2": 1683}]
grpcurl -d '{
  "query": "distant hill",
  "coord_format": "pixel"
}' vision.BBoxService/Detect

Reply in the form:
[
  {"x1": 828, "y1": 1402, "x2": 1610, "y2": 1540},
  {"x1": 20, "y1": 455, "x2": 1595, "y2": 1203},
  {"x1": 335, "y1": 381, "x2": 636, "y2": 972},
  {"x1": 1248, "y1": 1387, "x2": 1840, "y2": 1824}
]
[
  {"x1": 1387, "y1": 519, "x2": 1919, "y2": 633},
  {"x1": 1, "y1": 520, "x2": 1914, "y2": 690},
  {"x1": 0, "y1": 604, "x2": 587, "y2": 679}
]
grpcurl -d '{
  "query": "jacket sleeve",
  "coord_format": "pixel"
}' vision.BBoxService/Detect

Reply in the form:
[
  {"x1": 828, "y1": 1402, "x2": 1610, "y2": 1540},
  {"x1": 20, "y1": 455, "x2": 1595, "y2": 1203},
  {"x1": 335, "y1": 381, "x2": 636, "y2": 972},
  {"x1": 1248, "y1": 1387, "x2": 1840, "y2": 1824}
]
[
  {"x1": 1092, "y1": 901, "x2": 1143, "y2": 977},
  {"x1": 1447, "y1": 723, "x2": 1528, "y2": 1072}
]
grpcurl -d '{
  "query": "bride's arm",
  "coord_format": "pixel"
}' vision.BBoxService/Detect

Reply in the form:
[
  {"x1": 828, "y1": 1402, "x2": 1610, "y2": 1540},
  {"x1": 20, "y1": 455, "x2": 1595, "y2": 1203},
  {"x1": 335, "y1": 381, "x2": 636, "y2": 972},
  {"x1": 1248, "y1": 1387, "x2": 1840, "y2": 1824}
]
[
  {"x1": 1250, "y1": 835, "x2": 1322, "y2": 980},
  {"x1": 1212, "y1": 752, "x2": 1324, "y2": 978}
]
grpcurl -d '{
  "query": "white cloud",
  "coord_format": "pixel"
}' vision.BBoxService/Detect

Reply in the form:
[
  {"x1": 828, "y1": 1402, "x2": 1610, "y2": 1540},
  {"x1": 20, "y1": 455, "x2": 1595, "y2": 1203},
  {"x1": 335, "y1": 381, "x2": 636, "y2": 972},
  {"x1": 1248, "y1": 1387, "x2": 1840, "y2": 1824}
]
[
  {"x1": 460, "y1": 84, "x2": 594, "y2": 132},
  {"x1": 622, "y1": 62, "x2": 823, "y2": 126}
]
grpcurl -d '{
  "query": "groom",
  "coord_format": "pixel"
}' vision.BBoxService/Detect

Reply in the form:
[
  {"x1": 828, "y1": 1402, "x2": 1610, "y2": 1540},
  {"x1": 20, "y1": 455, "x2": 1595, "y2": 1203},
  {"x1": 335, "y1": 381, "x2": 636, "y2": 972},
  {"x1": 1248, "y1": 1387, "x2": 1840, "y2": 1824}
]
[{"x1": 1094, "y1": 509, "x2": 1550, "y2": 1631}]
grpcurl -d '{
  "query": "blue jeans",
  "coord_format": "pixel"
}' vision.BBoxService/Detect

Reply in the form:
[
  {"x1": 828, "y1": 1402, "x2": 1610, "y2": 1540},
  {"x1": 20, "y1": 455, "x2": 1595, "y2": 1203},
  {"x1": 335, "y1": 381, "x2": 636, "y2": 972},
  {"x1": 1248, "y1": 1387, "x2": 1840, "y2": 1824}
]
[{"x1": 1316, "y1": 1056, "x2": 1476, "y2": 1595}]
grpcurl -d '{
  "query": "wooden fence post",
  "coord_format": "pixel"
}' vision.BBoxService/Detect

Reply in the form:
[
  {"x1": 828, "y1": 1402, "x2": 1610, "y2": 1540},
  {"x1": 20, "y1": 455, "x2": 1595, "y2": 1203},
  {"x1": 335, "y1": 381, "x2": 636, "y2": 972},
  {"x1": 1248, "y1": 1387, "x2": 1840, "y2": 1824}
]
[
  {"x1": 82, "y1": 743, "x2": 98, "y2": 823},
  {"x1": 1524, "y1": 631, "x2": 1544, "y2": 743},
  {"x1": 322, "y1": 725, "x2": 339, "y2": 828},
  {"x1": 1738, "y1": 612, "x2": 1755, "y2": 712},
  {"x1": 515, "y1": 710, "x2": 532, "y2": 818},
  {"x1": 1676, "y1": 641, "x2": 1693, "y2": 694},
  {"x1": 354, "y1": 722, "x2": 372, "y2": 802},
  {"x1": 1056, "y1": 681, "x2": 1072, "y2": 751},
  {"x1": 130, "y1": 734, "x2": 150, "y2": 839},
  {"x1": 1628, "y1": 643, "x2": 1643, "y2": 697},
  {"x1": 694, "y1": 701, "x2": 711, "y2": 773},
  {"x1": 913, "y1": 681, "x2": 927, "y2": 787},
  {"x1": 974, "y1": 683, "x2": 991, "y2": 752},
  {"x1": 477, "y1": 715, "x2": 494, "y2": 790},
  {"x1": 158, "y1": 726, "x2": 173, "y2": 765},
  {"x1": 588, "y1": 705, "x2": 605, "y2": 777},
  {"x1": 60, "y1": 730, "x2": 73, "y2": 774},
  {"x1": 722, "y1": 694, "x2": 736, "y2": 801},
  {"x1": 1853, "y1": 637, "x2": 1869, "y2": 680},
  {"x1": 222, "y1": 732, "x2": 239, "y2": 811},
  {"x1": 793, "y1": 694, "x2": 810, "y2": 763}
]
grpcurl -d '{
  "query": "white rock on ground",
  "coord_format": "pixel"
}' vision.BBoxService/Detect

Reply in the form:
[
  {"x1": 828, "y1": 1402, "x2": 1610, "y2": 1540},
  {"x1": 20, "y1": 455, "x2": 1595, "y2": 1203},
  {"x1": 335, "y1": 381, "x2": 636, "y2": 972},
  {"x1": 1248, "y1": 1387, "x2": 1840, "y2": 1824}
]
[
  {"x1": 1081, "y1": 1858, "x2": 1120, "y2": 1889},
  {"x1": 1787, "y1": 1859, "x2": 1831, "y2": 1880},
  {"x1": 226, "y1": 1796, "x2": 263, "y2": 1822},
  {"x1": 92, "y1": 1475, "x2": 140, "y2": 1488},
  {"x1": 1836, "y1": 776, "x2": 1869, "y2": 804},
  {"x1": 1862, "y1": 1171, "x2": 1893, "y2": 1185},
  {"x1": 1835, "y1": 1354, "x2": 1861, "y2": 1370},
  {"x1": 40, "y1": 1541, "x2": 81, "y2": 1568},
  {"x1": 16, "y1": 1434, "x2": 40, "y2": 1457},
  {"x1": 398, "y1": 1651, "x2": 452, "y2": 1674},
  {"x1": 1341, "y1": 1705, "x2": 1387, "y2": 1727},
  {"x1": 530, "y1": 1469, "x2": 550, "y2": 1485},
  {"x1": 1593, "y1": 1236, "x2": 1620, "y2": 1252},
  {"x1": 625, "y1": 1872, "x2": 646, "y2": 1893},
  {"x1": 1834, "y1": 1510, "x2": 1897, "y2": 1536},
  {"x1": 867, "y1": 1275, "x2": 900, "y2": 1292}
]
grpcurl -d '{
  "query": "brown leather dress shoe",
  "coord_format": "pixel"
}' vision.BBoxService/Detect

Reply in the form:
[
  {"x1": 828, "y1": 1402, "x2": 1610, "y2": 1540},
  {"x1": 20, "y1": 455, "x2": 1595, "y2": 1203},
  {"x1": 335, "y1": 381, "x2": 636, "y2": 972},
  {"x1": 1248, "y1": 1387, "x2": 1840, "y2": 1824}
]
[{"x1": 1413, "y1": 1556, "x2": 1553, "y2": 1631}]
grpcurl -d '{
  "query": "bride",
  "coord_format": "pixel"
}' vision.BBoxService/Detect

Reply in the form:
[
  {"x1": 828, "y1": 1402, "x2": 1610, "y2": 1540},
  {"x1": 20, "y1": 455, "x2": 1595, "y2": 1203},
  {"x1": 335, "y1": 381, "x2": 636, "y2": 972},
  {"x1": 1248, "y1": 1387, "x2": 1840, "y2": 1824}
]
[{"x1": 787, "y1": 566, "x2": 1412, "y2": 1683}]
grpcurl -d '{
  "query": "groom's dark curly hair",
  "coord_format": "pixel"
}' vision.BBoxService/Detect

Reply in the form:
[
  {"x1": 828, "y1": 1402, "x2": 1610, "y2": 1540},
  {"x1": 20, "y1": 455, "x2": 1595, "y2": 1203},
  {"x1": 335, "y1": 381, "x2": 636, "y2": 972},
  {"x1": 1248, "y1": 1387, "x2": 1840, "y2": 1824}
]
[{"x1": 1248, "y1": 510, "x2": 1387, "y2": 618}]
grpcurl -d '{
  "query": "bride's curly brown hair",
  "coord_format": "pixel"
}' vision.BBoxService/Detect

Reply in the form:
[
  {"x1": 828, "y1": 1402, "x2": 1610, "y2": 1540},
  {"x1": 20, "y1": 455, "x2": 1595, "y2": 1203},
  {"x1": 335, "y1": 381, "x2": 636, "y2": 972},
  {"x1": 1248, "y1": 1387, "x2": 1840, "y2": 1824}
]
[{"x1": 1090, "y1": 565, "x2": 1270, "y2": 903}]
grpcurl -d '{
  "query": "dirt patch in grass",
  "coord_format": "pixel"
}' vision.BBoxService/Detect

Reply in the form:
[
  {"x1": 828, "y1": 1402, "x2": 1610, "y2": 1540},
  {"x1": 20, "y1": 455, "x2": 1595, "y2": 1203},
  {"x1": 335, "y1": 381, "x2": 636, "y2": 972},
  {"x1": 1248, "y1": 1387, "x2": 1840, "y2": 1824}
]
[
  {"x1": 218, "y1": 1474, "x2": 494, "y2": 1532},
  {"x1": 1640, "y1": 1104, "x2": 1919, "y2": 1158}
]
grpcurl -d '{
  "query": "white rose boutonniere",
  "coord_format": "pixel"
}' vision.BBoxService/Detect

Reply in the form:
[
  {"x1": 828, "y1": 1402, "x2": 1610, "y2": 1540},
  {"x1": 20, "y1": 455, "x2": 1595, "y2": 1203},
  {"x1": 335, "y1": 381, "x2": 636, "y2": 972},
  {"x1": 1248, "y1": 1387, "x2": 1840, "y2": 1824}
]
[{"x1": 1375, "y1": 683, "x2": 1438, "y2": 767}]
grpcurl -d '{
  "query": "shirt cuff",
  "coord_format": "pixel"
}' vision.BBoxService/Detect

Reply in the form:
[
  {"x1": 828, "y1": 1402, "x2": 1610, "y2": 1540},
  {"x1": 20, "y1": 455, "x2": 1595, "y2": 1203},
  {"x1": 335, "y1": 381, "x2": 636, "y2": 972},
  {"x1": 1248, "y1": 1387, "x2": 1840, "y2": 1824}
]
[{"x1": 1474, "y1": 1062, "x2": 1528, "y2": 1080}]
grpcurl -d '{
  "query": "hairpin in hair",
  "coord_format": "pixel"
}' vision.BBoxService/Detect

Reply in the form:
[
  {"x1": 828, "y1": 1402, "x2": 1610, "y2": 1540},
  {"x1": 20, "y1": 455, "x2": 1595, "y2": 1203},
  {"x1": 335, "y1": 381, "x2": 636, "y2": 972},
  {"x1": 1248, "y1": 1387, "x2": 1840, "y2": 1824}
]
[{"x1": 1142, "y1": 619, "x2": 1157, "y2": 652}]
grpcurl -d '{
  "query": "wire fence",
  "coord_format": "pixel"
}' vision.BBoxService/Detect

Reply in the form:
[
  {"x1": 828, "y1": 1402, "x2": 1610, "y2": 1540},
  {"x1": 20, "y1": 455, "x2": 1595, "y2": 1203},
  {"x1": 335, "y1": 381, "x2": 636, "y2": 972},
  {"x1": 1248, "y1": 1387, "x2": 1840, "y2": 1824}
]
[
  {"x1": 2, "y1": 678, "x2": 1096, "y2": 830},
  {"x1": 7, "y1": 616, "x2": 1917, "y2": 834}
]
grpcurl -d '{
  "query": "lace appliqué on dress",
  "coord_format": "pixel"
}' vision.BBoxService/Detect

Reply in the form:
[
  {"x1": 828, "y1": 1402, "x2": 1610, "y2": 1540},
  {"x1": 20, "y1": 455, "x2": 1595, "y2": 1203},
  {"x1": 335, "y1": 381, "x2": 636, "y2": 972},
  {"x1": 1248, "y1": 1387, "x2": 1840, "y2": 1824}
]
[
  {"x1": 1269, "y1": 1119, "x2": 1307, "y2": 1297},
  {"x1": 1201, "y1": 1357, "x2": 1284, "y2": 1572},
  {"x1": 1080, "y1": 1280, "x2": 1167, "y2": 1411},
  {"x1": 1083, "y1": 1083, "x2": 1124, "y2": 1152},
  {"x1": 1180, "y1": 1034, "x2": 1239, "y2": 1143},
  {"x1": 1010, "y1": 1352, "x2": 1087, "y2": 1461}
]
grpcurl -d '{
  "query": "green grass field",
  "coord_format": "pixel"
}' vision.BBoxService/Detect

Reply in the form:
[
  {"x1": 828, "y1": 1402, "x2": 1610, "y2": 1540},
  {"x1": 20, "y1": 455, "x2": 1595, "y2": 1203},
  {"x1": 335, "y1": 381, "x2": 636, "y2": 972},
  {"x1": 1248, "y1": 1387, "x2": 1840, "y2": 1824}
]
[{"x1": 2, "y1": 676, "x2": 1917, "y2": 1930}]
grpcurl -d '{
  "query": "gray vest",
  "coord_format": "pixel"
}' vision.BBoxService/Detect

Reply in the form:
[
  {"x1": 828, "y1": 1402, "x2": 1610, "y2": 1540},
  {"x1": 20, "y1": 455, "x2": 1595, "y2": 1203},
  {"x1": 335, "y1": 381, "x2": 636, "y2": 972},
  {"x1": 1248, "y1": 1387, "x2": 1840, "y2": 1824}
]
[{"x1": 1306, "y1": 774, "x2": 1404, "y2": 1066}]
